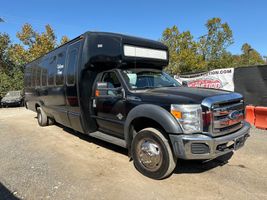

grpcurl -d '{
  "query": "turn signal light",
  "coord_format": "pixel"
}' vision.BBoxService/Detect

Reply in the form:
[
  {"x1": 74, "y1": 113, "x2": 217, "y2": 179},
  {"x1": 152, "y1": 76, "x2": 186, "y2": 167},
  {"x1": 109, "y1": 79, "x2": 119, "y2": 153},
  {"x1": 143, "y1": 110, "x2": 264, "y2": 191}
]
[
  {"x1": 171, "y1": 110, "x2": 182, "y2": 119},
  {"x1": 95, "y1": 90, "x2": 100, "y2": 97}
]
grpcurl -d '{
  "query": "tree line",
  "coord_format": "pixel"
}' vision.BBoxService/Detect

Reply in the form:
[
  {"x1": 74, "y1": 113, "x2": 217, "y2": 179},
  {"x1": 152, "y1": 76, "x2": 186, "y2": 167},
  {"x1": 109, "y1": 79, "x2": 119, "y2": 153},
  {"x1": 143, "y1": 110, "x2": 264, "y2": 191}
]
[
  {"x1": 0, "y1": 17, "x2": 266, "y2": 98},
  {"x1": 161, "y1": 18, "x2": 265, "y2": 75}
]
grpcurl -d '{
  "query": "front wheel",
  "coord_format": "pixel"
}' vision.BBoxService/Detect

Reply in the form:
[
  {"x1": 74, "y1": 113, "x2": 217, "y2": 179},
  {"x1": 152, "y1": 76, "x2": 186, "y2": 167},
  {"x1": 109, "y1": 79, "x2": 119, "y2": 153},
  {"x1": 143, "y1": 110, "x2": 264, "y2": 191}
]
[
  {"x1": 131, "y1": 128, "x2": 177, "y2": 179},
  {"x1": 37, "y1": 107, "x2": 48, "y2": 126}
]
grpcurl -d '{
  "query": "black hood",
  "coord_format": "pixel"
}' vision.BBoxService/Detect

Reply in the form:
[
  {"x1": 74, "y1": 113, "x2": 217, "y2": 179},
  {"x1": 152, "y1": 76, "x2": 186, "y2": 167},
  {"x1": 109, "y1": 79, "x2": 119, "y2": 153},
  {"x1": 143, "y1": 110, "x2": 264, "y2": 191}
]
[{"x1": 135, "y1": 87, "x2": 233, "y2": 106}]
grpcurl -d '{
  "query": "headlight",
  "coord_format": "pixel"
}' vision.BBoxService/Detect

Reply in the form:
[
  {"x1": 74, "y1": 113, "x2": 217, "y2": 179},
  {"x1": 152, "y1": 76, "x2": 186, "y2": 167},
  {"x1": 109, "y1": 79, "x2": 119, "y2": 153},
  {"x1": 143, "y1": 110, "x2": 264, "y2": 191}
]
[{"x1": 171, "y1": 104, "x2": 203, "y2": 134}]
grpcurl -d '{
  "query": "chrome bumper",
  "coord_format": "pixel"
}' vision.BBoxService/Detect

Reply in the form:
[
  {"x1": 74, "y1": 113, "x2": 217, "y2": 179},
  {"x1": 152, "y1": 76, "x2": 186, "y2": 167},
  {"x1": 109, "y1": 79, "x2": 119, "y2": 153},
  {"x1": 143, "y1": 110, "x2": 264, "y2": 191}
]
[{"x1": 169, "y1": 122, "x2": 250, "y2": 160}]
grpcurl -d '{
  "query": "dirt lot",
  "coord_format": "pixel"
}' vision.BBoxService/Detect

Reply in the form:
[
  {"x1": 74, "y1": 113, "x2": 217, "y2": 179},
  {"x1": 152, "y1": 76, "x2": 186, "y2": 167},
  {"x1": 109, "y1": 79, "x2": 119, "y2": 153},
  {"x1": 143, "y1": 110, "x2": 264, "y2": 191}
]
[{"x1": 0, "y1": 107, "x2": 266, "y2": 200}]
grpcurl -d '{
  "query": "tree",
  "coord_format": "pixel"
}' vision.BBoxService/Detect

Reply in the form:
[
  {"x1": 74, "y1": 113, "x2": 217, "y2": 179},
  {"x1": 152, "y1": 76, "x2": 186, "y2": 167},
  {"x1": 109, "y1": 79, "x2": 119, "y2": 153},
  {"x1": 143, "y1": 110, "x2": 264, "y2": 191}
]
[
  {"x1": 0, "y1": 33, "x2": 11, "y2": 72},
  {"x1": 161, "y1": 26, "x2": 206, "y2": 74},
  {"x1": 239, "y1": 43, "x2": 265, "y2": 66},
  {"x1": 199, "y1": 18, "x2": 234, "y2": 69},
  {"x1": 60, "y1": 35, "x2": 70, "y2": 45}
]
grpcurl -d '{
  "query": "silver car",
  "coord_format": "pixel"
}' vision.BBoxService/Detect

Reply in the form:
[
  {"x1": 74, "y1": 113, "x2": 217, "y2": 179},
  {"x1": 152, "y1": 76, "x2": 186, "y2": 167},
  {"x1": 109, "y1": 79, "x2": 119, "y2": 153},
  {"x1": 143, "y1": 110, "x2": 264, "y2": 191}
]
[{"x1": 1, "y1": 90, "x2": 24, "y2": 108}]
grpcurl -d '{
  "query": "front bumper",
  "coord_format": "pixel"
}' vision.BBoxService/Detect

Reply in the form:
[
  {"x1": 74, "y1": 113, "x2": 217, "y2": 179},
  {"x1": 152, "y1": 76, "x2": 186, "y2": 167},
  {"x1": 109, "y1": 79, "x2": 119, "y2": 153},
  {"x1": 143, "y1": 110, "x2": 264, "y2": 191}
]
[
  {"x1": 169, "y1": 122, "x2": 250, "y2": 160},
  {"x1": 1, "y1": 101, "x2": 21, "y2": 106}
]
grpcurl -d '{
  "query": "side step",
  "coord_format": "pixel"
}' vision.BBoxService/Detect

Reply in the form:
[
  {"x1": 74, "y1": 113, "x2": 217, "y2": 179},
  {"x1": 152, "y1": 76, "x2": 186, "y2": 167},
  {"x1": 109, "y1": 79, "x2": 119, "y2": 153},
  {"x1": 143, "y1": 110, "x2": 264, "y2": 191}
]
[{"x1": 89, "y1": 131, "x2": 127, "y2": 148}]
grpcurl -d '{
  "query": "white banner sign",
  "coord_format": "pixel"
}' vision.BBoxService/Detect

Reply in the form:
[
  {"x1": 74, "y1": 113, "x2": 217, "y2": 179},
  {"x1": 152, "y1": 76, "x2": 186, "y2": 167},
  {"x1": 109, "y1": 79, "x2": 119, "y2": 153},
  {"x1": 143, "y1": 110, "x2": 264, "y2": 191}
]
[{"x1": 175, "y1": 68, "x2": 235, "y2": 91}]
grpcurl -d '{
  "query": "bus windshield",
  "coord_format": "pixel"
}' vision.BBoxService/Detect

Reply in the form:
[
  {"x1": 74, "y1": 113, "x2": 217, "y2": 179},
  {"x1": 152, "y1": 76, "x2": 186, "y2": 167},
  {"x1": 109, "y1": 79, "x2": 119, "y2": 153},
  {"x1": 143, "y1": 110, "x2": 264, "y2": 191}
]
[{"x1": 121, "y1": 68, "x2": 180, "y2": 90}]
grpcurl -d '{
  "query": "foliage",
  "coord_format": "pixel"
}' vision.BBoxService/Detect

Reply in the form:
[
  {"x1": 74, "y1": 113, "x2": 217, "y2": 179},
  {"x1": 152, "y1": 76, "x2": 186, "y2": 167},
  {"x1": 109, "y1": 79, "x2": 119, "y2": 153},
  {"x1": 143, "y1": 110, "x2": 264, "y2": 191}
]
[
  {"x1": 199, "y1": 18, "x2": 234, "y2": 70},
  {"x1": 0, "y1": 69, "x2": 24, "y2": 97},
  {"x1": 161, "y1": 26, "x2": 206, "y2": 74},
  {"x1": 0, "y1": 33, "x2": 11, "y2": 72},
  {"x1": 238, "y1": 43, "x2": 265, "y2": 66},
  {"x1": 162, "y1": 17, "x2": 265, "y2": 74},
  {"x1": 60, "y1": 35, "x2": 70, "y2": 45}
]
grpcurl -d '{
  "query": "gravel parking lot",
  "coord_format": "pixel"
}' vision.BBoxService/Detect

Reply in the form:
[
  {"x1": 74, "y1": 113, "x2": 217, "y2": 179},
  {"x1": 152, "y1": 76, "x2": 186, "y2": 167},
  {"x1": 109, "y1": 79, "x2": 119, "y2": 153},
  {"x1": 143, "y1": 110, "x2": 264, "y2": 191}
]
[{"x1": 0, "y1": 107, "x2": 267, "y2": 200}]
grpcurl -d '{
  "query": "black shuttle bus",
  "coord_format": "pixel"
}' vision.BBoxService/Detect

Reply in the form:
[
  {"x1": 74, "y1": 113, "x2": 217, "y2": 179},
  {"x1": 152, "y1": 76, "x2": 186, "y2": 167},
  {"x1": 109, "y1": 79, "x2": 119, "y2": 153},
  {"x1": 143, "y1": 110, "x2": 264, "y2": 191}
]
[{"x1": 25, "y1": 32, "x2": 250, "y2": 179}]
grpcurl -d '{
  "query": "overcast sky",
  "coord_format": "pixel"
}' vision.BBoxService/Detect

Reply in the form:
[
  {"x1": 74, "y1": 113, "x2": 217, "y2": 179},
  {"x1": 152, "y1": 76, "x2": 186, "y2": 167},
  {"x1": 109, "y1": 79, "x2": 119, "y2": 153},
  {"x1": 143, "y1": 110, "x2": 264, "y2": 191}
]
[{"x1": 1, "y1": 0, "x2": 266, "y2": 56}]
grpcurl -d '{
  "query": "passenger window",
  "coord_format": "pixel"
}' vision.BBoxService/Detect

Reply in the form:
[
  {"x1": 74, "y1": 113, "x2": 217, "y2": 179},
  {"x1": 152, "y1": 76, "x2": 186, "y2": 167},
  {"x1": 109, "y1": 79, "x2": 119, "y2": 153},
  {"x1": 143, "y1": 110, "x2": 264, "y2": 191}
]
[
  {"x1": 41, "y1": 68, "x2": 48, "y2": 86},
  {"x1": 102, "y1": 72, "x2": 121, "y2": 88},
  {"x1": 40, "y1": 58, "x2": 49, "y2": 87},
  {"x1": 101, "y1": 72, "x2": 121, "y2": 96},
  {"x1": 56, "y1": 52, "x2": 65, "y2": 85},
  {"x1": 36, "y1": 67, "x2": 42, "y2": 87},
  {"x1": 31, "y1": 66, "x2": 37, "y2": 87},
  {"x1": 25, "y1": 67, "x2": 32, "y2": 87},
  {"x1": 67, "y1": 49, "x2": 78, "y2": 85},
  {"x1": 48, "y1": 56, "x2": 57, "y2": 86}
]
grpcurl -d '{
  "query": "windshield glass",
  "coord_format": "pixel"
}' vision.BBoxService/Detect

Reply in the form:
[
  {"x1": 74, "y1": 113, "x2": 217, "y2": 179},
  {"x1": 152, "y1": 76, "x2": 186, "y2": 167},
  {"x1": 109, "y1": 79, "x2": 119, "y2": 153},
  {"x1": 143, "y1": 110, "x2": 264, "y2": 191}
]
[
  {"x1": 6, "y1": 91, "x2": 20, "y2": 97},
  {"x1": 121, "y1": 68, "x2": 180, "y2": 90}
]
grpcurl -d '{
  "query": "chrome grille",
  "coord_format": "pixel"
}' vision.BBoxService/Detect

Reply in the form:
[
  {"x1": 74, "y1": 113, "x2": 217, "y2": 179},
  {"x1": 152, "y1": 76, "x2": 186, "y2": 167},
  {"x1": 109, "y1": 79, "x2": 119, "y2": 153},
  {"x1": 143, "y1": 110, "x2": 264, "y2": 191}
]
[{"x1": 211, "y1": 101, "x2": 244, "y2": 136}]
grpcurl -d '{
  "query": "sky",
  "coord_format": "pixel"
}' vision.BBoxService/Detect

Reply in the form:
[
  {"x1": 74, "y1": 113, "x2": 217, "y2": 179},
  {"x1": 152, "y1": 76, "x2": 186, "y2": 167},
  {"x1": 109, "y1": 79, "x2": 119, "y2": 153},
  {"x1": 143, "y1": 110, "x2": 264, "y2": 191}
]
[{"x1": 0, "y1": 0, "x2": 266, "y2": 56}]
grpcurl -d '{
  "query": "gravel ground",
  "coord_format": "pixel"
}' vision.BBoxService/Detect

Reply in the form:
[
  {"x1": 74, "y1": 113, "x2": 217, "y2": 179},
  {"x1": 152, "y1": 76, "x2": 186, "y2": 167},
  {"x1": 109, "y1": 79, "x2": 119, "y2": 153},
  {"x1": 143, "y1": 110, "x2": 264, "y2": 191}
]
[{"x1": 0, "y1": 107, "x2": 267, "y2": 200}]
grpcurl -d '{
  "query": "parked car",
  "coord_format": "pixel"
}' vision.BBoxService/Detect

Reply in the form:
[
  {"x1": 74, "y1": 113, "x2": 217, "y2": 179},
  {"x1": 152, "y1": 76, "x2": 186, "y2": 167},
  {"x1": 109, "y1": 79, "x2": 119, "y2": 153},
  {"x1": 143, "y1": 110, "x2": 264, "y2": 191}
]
[{"x1": 1, "y1": 90, "x2": 24, "y2": 107}]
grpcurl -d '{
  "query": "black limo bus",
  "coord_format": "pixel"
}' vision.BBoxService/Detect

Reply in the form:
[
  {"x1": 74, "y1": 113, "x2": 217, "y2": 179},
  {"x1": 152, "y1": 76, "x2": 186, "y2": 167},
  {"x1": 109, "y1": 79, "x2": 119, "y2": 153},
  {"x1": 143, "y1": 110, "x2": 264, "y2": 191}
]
[{"x1": 24, "y1": 32, "x2": 250, "y2": 179}]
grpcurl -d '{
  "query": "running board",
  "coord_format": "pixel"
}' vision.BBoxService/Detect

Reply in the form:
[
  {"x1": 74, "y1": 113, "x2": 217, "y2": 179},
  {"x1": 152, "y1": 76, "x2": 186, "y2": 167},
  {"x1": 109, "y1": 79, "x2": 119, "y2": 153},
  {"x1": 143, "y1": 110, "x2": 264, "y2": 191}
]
[{"x1": 89, "y1": 131, "x2": 127, "y2": 148}]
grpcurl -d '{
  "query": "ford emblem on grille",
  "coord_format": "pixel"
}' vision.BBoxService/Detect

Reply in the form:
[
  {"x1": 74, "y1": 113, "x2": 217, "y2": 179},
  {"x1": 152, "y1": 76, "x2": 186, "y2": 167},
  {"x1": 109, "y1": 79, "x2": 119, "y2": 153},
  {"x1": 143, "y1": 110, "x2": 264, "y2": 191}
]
[{"x1": 228, "y1": 110, "x2": 240, "y2": 120}]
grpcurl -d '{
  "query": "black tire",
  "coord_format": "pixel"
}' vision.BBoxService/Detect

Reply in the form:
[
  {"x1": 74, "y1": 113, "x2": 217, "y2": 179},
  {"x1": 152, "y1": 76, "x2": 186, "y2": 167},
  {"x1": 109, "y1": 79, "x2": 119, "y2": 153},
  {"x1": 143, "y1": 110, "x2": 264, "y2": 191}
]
[
  {"x1": 131, "y1": 128, "x2": 177, "y2": 179},
  {"x1": 37, "y1": 107, "x2": 48, "y2": 126}
]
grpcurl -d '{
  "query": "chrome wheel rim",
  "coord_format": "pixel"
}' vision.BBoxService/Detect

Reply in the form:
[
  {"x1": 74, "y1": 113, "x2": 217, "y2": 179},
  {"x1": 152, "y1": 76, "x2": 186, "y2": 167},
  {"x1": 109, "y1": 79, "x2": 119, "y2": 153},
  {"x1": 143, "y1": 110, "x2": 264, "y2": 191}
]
[
  {"x1": 38, "y1": 112, "x2": 41, "y2": 124},
  {"x1": 136, "y1": 138, "x2": 162, "y2": 172}
]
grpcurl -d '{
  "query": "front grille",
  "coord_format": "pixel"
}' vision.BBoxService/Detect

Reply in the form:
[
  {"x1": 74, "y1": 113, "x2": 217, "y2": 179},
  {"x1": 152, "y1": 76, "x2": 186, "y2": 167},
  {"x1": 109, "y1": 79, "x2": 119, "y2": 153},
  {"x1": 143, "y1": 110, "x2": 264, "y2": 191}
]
[{"x1": 211, "y1": 100, "x2": 244, "y2": 136}]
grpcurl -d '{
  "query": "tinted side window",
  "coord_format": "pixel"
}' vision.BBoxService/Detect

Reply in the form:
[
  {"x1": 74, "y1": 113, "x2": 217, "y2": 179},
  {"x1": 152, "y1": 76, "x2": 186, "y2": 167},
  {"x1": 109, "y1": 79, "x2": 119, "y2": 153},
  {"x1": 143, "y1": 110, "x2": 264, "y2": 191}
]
[
  {"x1": 25, "y1": 67, "x2": 32, "y2": 87},
  {"x1": 41, "y1": 68, "x2": 48, "y2": 86},
  {"x1": 36, "y1": 67, "x2": 41, "y2": 87},
  {"x1": 67, "y1": 49, "x2": 78, "y2": 85},
  {"x1": 56, "y1": 52, "x2": 66, "y2": 85},
  {"x1": 48, "y1": 56, "x2": 57, "y2": 86},
  {"x1": 31, "y1": 66, "x2": 37, "y2": 87},
  {"x1": 102, "y1": 72, "x2": 121, "y2": 88},
  {"x1": 40, "y1": 58, "x2": 49, "y2": 86}
]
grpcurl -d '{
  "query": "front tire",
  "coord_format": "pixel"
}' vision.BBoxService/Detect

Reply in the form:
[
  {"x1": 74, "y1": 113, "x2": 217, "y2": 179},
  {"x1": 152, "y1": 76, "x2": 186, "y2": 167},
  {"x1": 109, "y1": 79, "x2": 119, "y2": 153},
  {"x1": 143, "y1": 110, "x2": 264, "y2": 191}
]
[
  {"x1": 37, "y1": 107, "x2": 48, "y2": 126},
  {"x1": 131, "y1": 128, "x2": 177, "y2": 179}
]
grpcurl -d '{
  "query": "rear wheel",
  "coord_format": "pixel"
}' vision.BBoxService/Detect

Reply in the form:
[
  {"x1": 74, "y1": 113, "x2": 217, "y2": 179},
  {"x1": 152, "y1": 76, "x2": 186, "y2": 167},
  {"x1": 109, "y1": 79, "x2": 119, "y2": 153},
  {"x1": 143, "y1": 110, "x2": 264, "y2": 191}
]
[
  {"x1": 131, "y1": 128, "x2": 177, "y2": 179},
  {"x1": 37, "y1": 107, "x2": 48, "y2": 126}
]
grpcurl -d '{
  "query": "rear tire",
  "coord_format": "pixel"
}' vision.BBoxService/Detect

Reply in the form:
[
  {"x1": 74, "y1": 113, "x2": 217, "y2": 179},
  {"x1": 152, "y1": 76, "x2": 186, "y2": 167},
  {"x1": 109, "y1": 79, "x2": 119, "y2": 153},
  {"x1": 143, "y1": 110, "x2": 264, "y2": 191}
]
[
  {"x1": 131, "y1": 128, "x2": 177, "y2": 179},
  {"x1": 37, "y1": 107, "x2": 48, "y2": 126}
]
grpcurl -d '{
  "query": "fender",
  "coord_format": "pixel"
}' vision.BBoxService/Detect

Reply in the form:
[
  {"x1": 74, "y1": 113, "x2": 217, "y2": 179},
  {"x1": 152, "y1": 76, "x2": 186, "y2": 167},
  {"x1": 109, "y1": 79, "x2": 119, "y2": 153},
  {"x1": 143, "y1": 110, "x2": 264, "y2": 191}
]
[{"x1": 124, "y1": 104, "x2": 183, "y2": 147}]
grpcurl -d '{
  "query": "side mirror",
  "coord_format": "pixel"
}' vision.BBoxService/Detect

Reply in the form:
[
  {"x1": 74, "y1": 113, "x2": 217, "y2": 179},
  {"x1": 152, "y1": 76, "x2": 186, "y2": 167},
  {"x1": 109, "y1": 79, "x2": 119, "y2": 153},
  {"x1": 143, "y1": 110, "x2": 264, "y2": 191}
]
[
  {"x1": 96, "y1": 82, "x2": 124, "y2": 98},
  {"x1": 182, "y1": 81, "x2": 188, "y2": 87}
]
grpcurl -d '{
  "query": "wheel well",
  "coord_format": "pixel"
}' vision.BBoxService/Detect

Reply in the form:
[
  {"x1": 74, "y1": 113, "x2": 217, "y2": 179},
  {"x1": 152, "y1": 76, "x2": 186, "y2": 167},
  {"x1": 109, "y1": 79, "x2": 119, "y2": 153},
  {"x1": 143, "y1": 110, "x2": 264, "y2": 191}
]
[
  {"x1": 35, "y1": 104, "x2": 40, "y2": 111},
  {"x1": 128, "y1": 117, "x2": 169, "y2": 154},
  {"x1": 131, "y1": 117, "x2": 164, "y2": 133}
]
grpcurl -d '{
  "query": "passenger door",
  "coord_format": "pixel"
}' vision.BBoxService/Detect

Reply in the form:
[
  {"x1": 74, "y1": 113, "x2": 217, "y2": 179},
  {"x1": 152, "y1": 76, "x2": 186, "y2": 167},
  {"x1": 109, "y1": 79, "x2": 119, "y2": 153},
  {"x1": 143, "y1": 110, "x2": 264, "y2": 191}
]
[
  {"x1": 94, "y1": 71, "x2": 126, "y2": 138},
  {"x1": 65, "y1": 40, "x2": 83, "y2": 132}
]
